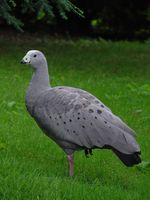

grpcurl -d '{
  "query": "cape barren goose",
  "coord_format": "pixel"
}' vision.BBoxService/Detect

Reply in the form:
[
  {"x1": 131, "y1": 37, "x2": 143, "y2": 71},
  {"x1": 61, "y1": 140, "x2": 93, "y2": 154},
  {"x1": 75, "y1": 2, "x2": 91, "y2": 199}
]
[{"x1": 21, "y1": 50, "x2": 141, "y2": 176}]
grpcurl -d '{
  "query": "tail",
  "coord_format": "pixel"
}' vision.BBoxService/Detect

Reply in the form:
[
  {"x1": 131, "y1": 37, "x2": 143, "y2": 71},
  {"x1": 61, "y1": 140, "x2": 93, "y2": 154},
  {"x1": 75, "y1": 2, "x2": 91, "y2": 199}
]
[{"x1": 112, "y1": 148, "x2": 141, "y2": 167}]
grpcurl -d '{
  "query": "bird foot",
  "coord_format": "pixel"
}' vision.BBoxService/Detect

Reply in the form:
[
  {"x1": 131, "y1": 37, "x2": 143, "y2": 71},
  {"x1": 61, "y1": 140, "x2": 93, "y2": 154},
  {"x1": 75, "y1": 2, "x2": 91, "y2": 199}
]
[{"x1": 84, "y1": 149, "x2": 93, "y2": 158}]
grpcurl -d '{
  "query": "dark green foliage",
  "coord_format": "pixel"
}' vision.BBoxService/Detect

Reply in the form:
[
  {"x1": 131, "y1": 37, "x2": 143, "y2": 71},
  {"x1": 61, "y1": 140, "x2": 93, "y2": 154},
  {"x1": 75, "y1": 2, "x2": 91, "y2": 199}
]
[
  {"x1": 1, "y1": 0, "x2": 150, "y2": 39},
  {"x1": 0, "y1": 0, "x2": 23, "y2": 31},
  {"x1": 0, "y1": 0, "x2": 83, "y2": 31},
  {"x1": 72, "y1": 0, "x2": 150, "y2": 39}
]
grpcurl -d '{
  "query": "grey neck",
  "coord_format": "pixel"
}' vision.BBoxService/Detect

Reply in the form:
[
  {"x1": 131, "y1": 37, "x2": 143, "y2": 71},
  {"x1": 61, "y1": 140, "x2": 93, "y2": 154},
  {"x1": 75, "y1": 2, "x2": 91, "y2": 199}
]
[
  {"x1": 31, "y1": 65, "x2": 50, "y2": 89},
  {"x1": 25, "y1": 62, "x2": 50, "y2": 113}
]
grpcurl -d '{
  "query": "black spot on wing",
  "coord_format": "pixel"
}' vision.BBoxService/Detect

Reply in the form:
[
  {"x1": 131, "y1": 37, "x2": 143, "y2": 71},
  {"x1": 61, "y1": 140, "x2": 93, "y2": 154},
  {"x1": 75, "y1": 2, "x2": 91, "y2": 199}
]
[
  {"x1": 83, "y1": 100, "x2": 91, "y2": 108},
  {"x1": 89, "y1": 109, "x2": 94, "y2": 113},
  {"x1": 97, "y1": 109, "x2": 102, "y2": 114}
]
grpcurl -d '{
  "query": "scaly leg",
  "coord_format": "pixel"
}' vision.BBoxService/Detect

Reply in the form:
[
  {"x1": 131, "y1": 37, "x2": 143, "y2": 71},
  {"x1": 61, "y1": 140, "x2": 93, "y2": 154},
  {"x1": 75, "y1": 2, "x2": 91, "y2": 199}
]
[{"x1": 67, "y1": 154, "x2": 74, "y2": 176}]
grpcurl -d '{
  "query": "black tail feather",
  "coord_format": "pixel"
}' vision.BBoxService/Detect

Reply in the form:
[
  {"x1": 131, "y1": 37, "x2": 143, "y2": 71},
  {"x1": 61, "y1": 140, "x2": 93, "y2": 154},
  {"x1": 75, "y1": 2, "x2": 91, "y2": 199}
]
[{"x1": 112, "y1": 148, "x2": 141, "y2": 167}]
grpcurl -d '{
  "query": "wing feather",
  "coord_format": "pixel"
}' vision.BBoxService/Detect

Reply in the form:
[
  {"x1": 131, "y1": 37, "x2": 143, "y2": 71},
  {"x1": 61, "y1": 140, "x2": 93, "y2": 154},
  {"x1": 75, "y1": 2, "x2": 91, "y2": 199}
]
[{"x1": 32, "y1": 86, "x2": 139, "y2": 154}]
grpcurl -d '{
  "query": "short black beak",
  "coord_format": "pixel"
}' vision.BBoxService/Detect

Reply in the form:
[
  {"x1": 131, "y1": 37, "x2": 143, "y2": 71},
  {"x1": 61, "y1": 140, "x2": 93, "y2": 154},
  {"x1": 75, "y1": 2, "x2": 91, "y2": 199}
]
[{"x1": 20, "y1": 60, "x2": 26, "y2": 64}]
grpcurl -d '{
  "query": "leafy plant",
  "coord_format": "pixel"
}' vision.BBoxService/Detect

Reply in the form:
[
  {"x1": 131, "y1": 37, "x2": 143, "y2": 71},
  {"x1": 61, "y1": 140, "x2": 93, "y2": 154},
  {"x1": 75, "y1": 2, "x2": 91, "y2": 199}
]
[{"x1": 0, "y1": 0, "x2": 83, "y2": 31}]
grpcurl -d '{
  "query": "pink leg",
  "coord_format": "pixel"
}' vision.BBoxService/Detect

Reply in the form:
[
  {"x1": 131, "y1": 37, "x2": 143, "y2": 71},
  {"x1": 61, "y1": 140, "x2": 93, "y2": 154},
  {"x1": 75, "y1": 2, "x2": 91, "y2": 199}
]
[{"x1": 67, "y1": 154, "x2": 74, "y2": 176}]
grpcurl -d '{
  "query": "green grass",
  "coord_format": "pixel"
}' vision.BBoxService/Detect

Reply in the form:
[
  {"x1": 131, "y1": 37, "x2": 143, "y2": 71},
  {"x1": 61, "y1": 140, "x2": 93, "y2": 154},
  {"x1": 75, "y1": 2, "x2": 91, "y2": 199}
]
[{"x1": 0, "y1": 38, "x2": 150, "y2": 200}]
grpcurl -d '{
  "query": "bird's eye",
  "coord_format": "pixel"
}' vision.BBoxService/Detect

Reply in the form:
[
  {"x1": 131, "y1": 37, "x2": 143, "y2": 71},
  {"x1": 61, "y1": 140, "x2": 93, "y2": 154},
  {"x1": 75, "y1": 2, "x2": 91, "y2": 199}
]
[{"x1": 33, "y1": 55, "x2": 37, "y2": 57}]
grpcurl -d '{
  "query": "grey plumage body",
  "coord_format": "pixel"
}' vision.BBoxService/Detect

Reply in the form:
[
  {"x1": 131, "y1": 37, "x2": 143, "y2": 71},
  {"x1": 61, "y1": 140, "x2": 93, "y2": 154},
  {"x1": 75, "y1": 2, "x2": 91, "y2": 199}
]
[
  {"x1": 27, "y1": 86, "x2": 139, "y2": 155},
  {"x1": 21, "y1": 50, "x2": 141, "y2": 176}
]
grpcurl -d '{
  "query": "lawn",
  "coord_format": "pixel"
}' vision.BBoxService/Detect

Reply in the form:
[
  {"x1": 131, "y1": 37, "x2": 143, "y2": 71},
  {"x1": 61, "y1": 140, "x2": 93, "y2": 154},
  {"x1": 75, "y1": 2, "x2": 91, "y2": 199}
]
[{"x1": 0, "y1": 37, "x2": 150, "y2": 200}]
